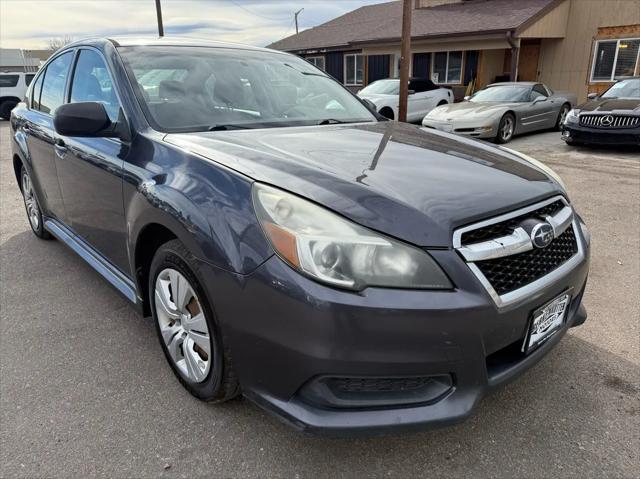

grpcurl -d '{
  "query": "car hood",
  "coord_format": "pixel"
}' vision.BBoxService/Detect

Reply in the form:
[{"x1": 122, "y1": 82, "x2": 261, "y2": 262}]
[
  {"x1": 578, "y1": 98, "x2": 640, "y2": 113},
  {"x1": 427, "y1": 101, "x2": 517, "y2": 120},
  {"x1": 164, "y1": 122, "x2": 562, "y2": 247}
]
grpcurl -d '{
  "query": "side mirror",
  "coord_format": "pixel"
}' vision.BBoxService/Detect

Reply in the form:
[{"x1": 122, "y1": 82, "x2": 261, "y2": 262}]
[
  {"x1": 464, "y1": 95, "x2": 471, "y2": 101},
  {"x1": 587, "y1": 92, "x2": 598, "y2": 100},
  {"x1": 54, "y1": 102, "x2": 120, "y2": 138},
  {"x1": 533, "y1": 96, "x2": 548, "y2": 104}
]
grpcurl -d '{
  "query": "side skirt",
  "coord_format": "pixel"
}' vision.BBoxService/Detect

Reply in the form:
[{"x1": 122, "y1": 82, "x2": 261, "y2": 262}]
[{"x1": 44, "y1": 218, "x2": 138, "y2": 304}]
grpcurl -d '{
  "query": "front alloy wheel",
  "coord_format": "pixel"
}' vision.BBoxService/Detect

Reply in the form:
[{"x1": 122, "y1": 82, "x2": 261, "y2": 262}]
[
  {"x1": 495, "y1": 114, "x2": 515, "y2": 144},
  {"x1": 155, "y1": 268, "x2": 212, "y2": 383},
  {"x1": 149, "y1": 239, "x2": 239, "y2": 402}
]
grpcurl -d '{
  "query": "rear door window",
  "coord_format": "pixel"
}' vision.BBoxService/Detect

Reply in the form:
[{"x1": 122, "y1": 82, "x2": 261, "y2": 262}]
[
  {"x1": 39, "y1": 51, "x2": 74, "y2": 114},
  {"x1": 25, "y1": 74, "x2": 35, "y2": 86}
]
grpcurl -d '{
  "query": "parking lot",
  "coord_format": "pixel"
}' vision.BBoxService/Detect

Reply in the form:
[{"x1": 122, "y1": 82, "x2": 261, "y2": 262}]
[{"x1": 0, "y1": 121, "x2": 638, "y2": 478}]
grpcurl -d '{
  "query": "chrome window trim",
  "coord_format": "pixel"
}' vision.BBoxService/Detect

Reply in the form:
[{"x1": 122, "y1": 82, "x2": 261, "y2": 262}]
[{"x1": 453, "y1": 195, "x2": 585, "y2": 309}]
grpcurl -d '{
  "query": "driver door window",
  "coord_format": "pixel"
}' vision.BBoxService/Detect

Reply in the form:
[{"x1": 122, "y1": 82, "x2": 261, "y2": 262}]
[
  {"x1": 530, "y1": 84, "x2": 548, "y2": 101},
  {"x1": 70, "y1": 49, "x2": 121, "y2": 122}
]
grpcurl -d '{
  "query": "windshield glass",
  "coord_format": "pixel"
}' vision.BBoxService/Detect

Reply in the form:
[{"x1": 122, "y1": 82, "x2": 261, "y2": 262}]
[
  {"x1": 601, "y1": 78, "x2": 640, "y2": 99},
  {"x1": 359, "y1": 80, "x2": 399, "y2": 95},
  {"x1": 470, "y1": 85, "x2": 531, "y2": 102},
  {"x1": 118, "y1": 46, "x2": 376, "y2": 132}
]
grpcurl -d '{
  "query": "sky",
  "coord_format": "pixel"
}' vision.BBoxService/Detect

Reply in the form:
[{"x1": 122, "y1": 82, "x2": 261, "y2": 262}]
[{"x1": 0, "y1": 0, "x2": 391, "y2": 50}]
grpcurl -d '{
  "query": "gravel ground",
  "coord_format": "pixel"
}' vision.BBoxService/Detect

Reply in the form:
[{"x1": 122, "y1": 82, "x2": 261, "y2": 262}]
[{"x1": 1, "y1": 122, "x2": 639, "y2": 478}]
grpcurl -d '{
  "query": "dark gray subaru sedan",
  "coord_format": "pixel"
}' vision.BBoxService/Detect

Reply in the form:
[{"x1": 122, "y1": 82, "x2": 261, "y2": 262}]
[{"x1": 11, "y1": 37, "x2": 590, "y2": 436}]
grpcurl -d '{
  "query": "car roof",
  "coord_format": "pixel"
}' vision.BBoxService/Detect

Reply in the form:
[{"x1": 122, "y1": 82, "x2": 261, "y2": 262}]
[{"x1": 64, "y1": 36, "x2": 282, "y2": 54}]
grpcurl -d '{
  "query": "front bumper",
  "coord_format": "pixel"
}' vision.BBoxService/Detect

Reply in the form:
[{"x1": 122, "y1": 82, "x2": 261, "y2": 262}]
[
  {"x1": 422, "y1": 118, "x2": 497, "y2": 139},
  {"x1": 197, "y1": 221, "x2": 590, "y2": 437},
  {"x1": 562, "y1": 123, "x2": 640, "y2": 145}
]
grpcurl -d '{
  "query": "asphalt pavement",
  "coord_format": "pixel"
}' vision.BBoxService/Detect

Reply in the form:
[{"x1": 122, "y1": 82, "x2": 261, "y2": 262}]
[{"x1": 1, "y1": 121, "x2": 638, "y2": 478}]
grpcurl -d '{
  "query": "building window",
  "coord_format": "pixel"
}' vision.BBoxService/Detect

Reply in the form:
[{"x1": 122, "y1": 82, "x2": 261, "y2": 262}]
[
  {"x1": 431, "y1": 51, "x2": 463, "y2": 84},
  {"x1": 307, "y1": 56, "x2": 325, "y2": 71},
  {"x1": 344, "y1": 53, "x2": 364, "y2": 85},
  {"x1": 591, "y1": 38, "x2": 640, "y2": 82}
]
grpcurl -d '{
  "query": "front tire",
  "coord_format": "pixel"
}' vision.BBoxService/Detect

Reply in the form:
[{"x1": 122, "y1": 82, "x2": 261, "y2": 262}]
[
  {"x1": 555, "y1": 104, "x2": 571, "y2": 131},
  {"x1": 149, "y1": 239, "x2": 239, "y2": 402},
  {"x1": 20, "y1": 167, "x2": 51, "y2": 239},
  {"x1": 494, "y1": 113, "x2": 515, "y2": 144}
]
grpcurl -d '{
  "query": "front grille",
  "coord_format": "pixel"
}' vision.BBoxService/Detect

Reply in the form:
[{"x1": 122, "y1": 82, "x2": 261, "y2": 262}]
[
  {"x1": 580, "y1": 114, "x2": 639, "y2": 129},
  {"x1": 461, "y1": 200, "x2": 565, "y2": 245},
  {"x1": 474, "y1": 226, "x2": 578, "y2": 295}
]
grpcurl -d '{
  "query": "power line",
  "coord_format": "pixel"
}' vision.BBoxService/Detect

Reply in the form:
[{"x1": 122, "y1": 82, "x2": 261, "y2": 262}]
[{"x1": 225, "y1": 0, "x2": 285, "y2": 21}]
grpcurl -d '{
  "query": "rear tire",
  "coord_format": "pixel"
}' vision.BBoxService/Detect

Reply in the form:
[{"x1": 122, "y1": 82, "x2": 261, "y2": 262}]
[
  {"x1": 437, "y1": 100, "x2": 448, "y2": 106},
  {"x1": 494, "y1": 113, "x2": 515, "y2": 144},
  {"x1": 149, "y1": 239, "x2": 240, "y2": 402},
  {"x1": 0, "y1": 100, "x2": 18, "y2": 120},
  {"x1": 379, "y1": 107, "x2": 394, "y2": 120},
  {"x1": 20, "y1": 166, "x2": 52, "y2": 240}
]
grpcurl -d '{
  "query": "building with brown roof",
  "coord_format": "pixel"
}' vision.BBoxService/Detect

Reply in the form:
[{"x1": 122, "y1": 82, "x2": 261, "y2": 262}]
[{"x1": 268, "y1": 0, "x2": 640, "y2": 102}]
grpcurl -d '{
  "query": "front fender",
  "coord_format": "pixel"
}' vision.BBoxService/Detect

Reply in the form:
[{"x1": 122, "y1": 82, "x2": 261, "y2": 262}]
[{"x1": 124, "y1": 135, "x2": 273, "y2": 276}]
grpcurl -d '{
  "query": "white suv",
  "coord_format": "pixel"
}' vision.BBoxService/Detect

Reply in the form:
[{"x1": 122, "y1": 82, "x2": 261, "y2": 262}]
[{"x1": 0, "y1": 72, "x2": 35, "y2": 120}]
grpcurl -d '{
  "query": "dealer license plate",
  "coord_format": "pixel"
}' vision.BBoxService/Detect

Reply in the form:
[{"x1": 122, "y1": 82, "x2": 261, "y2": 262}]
[{"x1": 523, "y1": 292, "x2": 571, "y2": 353}]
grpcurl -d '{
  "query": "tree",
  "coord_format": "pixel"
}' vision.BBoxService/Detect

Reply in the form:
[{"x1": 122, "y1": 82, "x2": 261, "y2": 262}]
[{"x1": 47, "y1": 36, "x2": 75, "y2": 51}]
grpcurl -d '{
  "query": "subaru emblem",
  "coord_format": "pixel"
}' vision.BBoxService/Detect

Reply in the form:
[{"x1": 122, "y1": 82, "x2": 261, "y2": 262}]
[{"x1": 530, "y1": 223, "x2": 554, "y2": 248}]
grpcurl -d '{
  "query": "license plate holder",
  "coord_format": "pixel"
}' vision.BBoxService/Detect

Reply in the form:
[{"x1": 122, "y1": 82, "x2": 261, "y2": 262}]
[{"x1": 522, "y1": 290, "x2": 572, "y2": 354}]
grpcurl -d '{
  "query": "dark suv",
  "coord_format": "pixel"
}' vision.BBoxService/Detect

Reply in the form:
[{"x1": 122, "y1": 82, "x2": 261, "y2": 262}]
[{"x1": 11, "y1": 37, "x2": 590, "y2": 436}]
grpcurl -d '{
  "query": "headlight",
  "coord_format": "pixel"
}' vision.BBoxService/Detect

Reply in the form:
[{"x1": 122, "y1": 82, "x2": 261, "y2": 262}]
[
  {"x1": 565, "y1": 109, "x2": 580, "y2": 124},
  {"x1": 500, "y1": 147, "x2": 567, "y2": 192},
  {"x1": 253, "y1": 183, "x2": 452, "y2": 291}
]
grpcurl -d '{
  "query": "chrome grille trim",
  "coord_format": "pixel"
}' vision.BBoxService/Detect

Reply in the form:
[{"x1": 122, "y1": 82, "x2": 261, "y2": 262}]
[
  {"x1": 579, "y1": 114, "x2": 640, "y2": 129},
  {"x1": 457, "y1": 205, "x2": 573, "y2": 262},
  {"x1": 453, "y1": 196, "x2": 585, "y2": 309}
]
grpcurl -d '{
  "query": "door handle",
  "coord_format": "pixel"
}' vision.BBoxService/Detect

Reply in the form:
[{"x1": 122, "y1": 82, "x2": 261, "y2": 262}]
[{"x1": 54, "y1": 138, "x2": 67, "y2": 158}]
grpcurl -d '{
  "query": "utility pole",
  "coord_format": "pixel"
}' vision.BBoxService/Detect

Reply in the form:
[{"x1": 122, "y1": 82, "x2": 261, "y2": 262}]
[
  {"x1": 294, "y1": 8, "x2": 304, "y2": 34},
  {"x1": 398, "y1": 0, "x2": 412, "y2": 122},
  {"x1": 155, "y1": 0, "x2": 164, "y2": 37}
]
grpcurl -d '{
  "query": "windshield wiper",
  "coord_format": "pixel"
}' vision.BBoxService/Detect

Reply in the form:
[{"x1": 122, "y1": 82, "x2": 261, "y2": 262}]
[
  {"x1": 208, "y1": 124, "x2": 252, "y2": 131},
  {"x1": 317, "y1": 119, "x2": 363, "y2": 125}
]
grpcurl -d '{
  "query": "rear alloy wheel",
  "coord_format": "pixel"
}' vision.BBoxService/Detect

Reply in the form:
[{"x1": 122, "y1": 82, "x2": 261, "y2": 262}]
[
  {"x1": 21, "y1": 168, "x2": 51, "y2": 239},
  {"x1": 495, "y1": 113, "x2": 515, "y2": 144},
  {"x1": 555, "y1": 104, "x2": 571, "y2": 131},
  {"x1": 149, "y1": 239, "x2": 239, "y2": 402}
]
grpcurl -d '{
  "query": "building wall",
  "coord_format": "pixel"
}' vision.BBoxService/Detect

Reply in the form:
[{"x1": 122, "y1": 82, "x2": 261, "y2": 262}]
[{"x1": 536, "y1": 0, "x2": 640, "y2": 101}]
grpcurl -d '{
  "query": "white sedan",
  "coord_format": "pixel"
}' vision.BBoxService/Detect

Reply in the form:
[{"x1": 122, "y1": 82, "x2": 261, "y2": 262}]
[{"x1": 358, "y1": 78, "x2": 453, "y2": 123}]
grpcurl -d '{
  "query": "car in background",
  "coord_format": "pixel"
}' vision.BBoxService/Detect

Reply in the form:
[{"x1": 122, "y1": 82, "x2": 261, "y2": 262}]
[
  {"x1": 358, "y1": 77, "x2": 452, "y2": 122},
  {"x1": 562, "y1": 77, "x2": 640, "y2": 147},
  {"x1": 0, "y1": 71, "x2": 36, "y2": 119},
  {"x1": 422, "y1": 82, "x2": 576, "y2": 143}
]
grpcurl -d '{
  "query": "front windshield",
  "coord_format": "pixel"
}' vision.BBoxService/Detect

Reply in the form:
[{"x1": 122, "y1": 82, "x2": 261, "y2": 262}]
[
  {"x1": 359, "y1": 80, "x2": 399, "y2": 95},
  {"x1": 601, "y1": 78, "x2": 640, "y2": 99},
  {"x1": 470, "y1": 85, "x2": 531, "y2": 102},
  {"x1": 118, "y1": 46, "x2": 376, "y2": 132}
]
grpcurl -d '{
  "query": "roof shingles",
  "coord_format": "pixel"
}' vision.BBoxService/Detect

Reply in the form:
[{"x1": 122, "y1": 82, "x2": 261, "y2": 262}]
[{"x1": 268, "y1": 0, "x2": 557, "y2": 52}]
